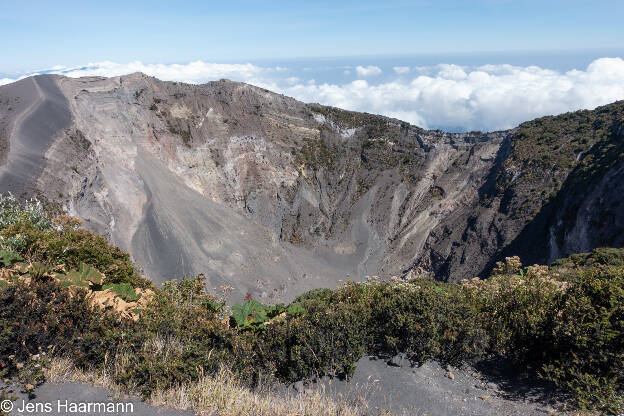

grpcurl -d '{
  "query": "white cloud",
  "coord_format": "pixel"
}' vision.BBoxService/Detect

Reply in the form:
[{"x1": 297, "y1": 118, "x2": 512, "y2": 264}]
[
  {"x1": 355, "y1": 65, "x2": 382, "y2": 77},
  {"x1": 437, "y1": 64, "x2": 468, "y2": 80},
  {"x1": 56, "y1": 60, "x2": 269, "y2": 84},
  {"x1": 393, "y1": 66, "x2": 410, "y2": 74},
  {"x1": 281, "y1": 57, "x2": 624, "y2": 131},
  {"x1": 0, "y1": 78, "x2": 17, "y2": 86},
  {"x1": 2, "y1": 58, "x2": 624, "y2": 132}
]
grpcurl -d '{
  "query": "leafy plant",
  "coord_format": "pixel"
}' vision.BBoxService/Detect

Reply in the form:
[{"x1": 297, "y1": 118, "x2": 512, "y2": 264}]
[
  {"x1": 0, "y1": 249, "x2": 22, "y2": 267},
  {"x1": 102, "y1": 282, "x2": 141, "y2": 302},
  {"x1": 231, "y1": 300, "x2": 271, "y2": 329},
  {"x1": 59, "y1": 263, "x2": 104, "y2": 288}
]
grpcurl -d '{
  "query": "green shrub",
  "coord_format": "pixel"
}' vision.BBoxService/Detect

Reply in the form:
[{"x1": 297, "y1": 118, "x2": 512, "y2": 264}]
[
  {"x1": 461, "y1": 259, "x2": 624, "y2": 413},
  {"x1": 293, "y1": 287, "x2": 333, "y2": 304},
  {"x1": 553, "y1": 247, "x2": 624, "y2": 268},
  {"x1": 254, "y1": 300, "x2": 369, "y2": 381},
  {"x1": 28, "y1": 262, "x2": 50, "y2": 280},
  {"x1": 0, "y1": 279, "x2": 123, "y2": 380},
  {"x1": 464, "y1": 267, "x2": 564, "y2": 364},
  {"x1": 0, "y1": 219, "x2": 150, "y2": 289},
  {"x1": 285, "y1": 303, "x2": 305, "y2": 317},
  {"x1": 540, "y1": 266, "x2": 624, "y2": 413},
  {"x1": 119, "y1": 276, "x2": 232, "y2": 396},
  {"x1": 0, "y1": 195, "x2": 149, "y2": 289},
  {"x1": 0, "y1": 194, "x2": 53, "y2": 234},
  {"x1": 366, "y1": 281, "x2": 487, "y2": 366},
  {"x1": 159, "y1": 274, "x2": 222, "y2": 315}
]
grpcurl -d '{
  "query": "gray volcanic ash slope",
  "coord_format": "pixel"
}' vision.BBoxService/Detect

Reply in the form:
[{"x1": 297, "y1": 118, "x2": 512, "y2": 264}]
[
  {"x1": 0, "y1": 73, "x2": 622, "y2": 300},
  {"x1": 0, "y1": 76, "x2": 71, "y2": 194}
]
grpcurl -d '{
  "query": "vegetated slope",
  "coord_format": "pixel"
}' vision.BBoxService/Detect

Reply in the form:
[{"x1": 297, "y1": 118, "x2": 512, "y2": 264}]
[
  {"x1": 0, "y1": 197, "x2": 622, "y2": 414},
  {"x1": 0, "y1": 73, "x2": 622, "y2": 299}
]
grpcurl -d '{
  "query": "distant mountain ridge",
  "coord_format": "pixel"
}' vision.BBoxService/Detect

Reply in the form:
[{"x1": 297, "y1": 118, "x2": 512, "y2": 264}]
[{"x1": 0, "y1": 73, "x2": 622, "y2": 300}]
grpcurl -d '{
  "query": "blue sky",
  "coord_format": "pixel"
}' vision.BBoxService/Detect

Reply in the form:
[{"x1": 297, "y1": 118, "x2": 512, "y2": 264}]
[
  {"x1": 1, "y1": 0, "x2": 623, "y2": 73},
  {"x1": 1, "y1": 0, "x2": 623, "y2": 132}
]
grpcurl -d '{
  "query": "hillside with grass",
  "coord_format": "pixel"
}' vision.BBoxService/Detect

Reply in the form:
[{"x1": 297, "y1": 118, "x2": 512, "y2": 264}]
[{"x1": 0, "y1": 195, "x2": 622, "y2": 415}]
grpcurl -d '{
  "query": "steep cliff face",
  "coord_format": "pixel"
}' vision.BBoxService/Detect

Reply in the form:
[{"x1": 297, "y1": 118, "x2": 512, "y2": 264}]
[
  {"x1": 416, "y1": 102, "x2": 624, "y2": 280},
  {"x1": 0, "y1": 73, "x2": 622, "y2": 300},
  {"x1": 507, "y1": 108, "x2": 624, "y2": 266}
]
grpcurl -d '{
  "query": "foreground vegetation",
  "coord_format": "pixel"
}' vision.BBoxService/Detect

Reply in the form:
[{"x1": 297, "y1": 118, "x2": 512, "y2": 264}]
[
  {"x1": 44, "y1": 357, "x2": 372, "y2": 416},
  {"x1": 0, "y1": 195, "x2": 622, "y2": 414}
]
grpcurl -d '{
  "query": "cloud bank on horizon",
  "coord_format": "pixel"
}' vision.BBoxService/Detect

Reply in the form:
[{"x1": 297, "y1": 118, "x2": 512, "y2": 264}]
[{"x1": 2, "y1": 57, "x2": 623, "y2": 132}]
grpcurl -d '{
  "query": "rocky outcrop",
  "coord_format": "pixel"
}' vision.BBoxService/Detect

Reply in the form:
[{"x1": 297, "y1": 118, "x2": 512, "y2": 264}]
[{"x1": 0, "y1": 73, "x2": 622, "y2": 300}]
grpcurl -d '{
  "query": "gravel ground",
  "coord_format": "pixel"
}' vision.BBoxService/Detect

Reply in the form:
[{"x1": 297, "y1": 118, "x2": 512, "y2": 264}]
[{"x1": 298, "y1": 356, "x2": 561, "y2": 415}]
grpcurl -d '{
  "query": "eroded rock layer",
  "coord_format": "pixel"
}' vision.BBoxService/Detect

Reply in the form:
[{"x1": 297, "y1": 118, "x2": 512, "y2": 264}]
[{"x1": 0, "y1": 73, "x2": 622, "y2": 300}]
